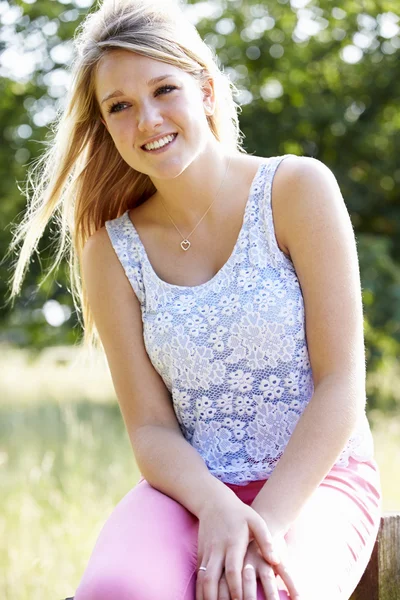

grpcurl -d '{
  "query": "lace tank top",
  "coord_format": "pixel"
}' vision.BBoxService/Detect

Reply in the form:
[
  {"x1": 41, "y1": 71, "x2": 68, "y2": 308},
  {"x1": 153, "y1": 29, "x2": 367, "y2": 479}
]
[{"x1": 105, "y1": 154, "x2": 374, "y2": 485}]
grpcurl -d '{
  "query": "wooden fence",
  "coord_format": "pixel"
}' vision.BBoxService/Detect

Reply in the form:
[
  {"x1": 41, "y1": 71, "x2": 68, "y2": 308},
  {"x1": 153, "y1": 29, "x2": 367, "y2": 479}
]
[{"x1": 350, "y1": 513, "x2": 400, "y2": 600}]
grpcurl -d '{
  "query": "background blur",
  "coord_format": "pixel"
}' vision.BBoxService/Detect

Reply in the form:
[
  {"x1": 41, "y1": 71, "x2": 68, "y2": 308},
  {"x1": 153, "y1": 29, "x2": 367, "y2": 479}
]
[{"x1": 1, "y1": 0, "x2": 399, "y2": 598}]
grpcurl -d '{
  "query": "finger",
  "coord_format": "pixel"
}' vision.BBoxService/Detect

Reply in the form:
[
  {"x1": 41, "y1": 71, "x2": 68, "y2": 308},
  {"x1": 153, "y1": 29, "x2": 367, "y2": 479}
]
[
  {"x1": 197, "y1": 554, "x2": 225, "y2": 600},
  {"x1": 196, "y1": 562, "x2": 206, "y2": 600},
  {"x1": 218, "y1": 573, "x2": 231, "y2": 600},
  {"x1": 242, "y1": 563, "x2": 257, "y2": 600},
  {"x1": 224, "y1": 544, "x2": 247, "y2": 600},
  {"x1": 249, "y1": 515, "x2": 280, "y2": 566},
  {"x1": 196, "y1": 551, "x2": 210, "y2": 600},
  {"x1": 275, "y1": 561, "x2": 303, "y2": 600},
  {"x1": 259, "y1": 563, "x2": 280, "y2": 600}
]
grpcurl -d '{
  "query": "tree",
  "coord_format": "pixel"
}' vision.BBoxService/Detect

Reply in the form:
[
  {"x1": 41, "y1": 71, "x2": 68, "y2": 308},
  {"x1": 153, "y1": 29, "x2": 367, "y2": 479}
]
[{"x1": 1, "y1": 0, "x2": 399, "y2": 408}]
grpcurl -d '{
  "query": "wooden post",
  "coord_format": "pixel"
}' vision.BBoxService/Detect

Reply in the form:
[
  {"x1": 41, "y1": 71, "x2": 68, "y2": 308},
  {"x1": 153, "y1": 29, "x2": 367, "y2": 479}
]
[{"x1": 351, "y1": 513, "x2": 400, "y2": 600}]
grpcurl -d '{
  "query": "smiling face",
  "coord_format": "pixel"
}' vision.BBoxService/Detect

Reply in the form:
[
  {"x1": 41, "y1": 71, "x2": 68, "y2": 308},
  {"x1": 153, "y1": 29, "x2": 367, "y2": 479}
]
[{"x1": 94, "y1": 49, "x2": 216, "y2": 179}]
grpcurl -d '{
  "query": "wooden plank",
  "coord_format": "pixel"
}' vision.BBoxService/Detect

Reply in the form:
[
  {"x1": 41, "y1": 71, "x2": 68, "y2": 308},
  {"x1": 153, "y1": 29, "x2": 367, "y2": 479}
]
[
  {"x1": 379, "y1": 513, "x2": 400, "y2": 600},
  {"x1": 351, "y1": 513, "x2": 400, "y2": 600},
  {"x1": 350, "y1": 522, "x2": 380, "y2": 600}
]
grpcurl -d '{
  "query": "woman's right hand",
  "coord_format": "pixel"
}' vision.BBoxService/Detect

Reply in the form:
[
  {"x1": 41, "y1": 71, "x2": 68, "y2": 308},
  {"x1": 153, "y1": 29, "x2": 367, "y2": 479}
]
[{"x1": 195, "y1": 488, "x2": 281, "y2": 600}]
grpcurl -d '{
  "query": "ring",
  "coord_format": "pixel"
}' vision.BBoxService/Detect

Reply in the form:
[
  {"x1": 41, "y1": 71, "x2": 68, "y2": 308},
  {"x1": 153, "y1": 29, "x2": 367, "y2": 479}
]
[
  {"x1": 198, "y1": 566, "x2": 207, "y2": 572},
  {"x1": 244, "y1": 564, "x2": 255, "y2": 570}
]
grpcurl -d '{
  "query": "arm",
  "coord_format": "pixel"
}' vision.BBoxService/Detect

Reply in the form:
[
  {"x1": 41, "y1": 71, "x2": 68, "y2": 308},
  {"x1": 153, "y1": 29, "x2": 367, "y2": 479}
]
[
  {"x1": 82, "y1": 227, "x2": 236, "y2": 518},
  {"x1": 251, "y1": 157, "x2": 367, "y2": 536},
  {"x1": 131, "y1": 425, "x2": 236, "y2": 518}
]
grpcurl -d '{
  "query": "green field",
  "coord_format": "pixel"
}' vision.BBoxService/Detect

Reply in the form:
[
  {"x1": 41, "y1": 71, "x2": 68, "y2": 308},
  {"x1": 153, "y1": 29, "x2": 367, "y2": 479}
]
[{"x1": 1, "y1": 345, "x2": 399, "y2": 600}]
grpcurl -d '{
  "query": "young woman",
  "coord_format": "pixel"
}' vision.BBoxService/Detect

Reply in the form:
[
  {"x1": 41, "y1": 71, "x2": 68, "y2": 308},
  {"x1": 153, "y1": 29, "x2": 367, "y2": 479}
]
[{"x1": 9, "y1": 0, "x2": 381, "y2": 598}]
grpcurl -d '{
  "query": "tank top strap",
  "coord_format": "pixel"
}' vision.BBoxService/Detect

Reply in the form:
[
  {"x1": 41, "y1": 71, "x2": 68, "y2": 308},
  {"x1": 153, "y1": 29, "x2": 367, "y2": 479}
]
[
  {"x1": 104, "y1": 154, "x2": 297, "y2": 306},
  {"x1": 259, "y1": 154, "x2": 297, "y2": 269},
  {"x1": 105, "y1": 213, "x2": 146, "y2": 306}
]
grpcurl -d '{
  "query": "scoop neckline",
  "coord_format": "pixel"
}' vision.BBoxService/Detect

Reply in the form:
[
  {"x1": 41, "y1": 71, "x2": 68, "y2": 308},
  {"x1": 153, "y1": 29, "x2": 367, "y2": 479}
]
[{"x1": 123, "y1": 159, "x2": 267, "y2": 292}]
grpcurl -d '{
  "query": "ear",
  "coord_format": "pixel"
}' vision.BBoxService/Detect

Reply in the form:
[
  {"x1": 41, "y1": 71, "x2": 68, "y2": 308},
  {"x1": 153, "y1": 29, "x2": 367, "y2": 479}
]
[{"x1": 202, "y1": 76, "x2": 216, "y2": 116}]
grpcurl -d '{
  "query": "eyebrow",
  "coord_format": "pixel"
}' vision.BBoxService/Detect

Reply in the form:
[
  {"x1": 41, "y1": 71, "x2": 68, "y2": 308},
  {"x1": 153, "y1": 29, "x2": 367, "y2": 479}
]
[{"x1": 100, "y1": 74, "x2": 175, "y2": 105}]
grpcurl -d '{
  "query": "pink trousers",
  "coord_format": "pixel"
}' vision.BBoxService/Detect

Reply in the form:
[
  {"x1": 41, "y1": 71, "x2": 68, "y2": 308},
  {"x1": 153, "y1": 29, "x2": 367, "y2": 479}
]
[{"x1": 74, "y1": 457, "x2": 381, "y2": 600}]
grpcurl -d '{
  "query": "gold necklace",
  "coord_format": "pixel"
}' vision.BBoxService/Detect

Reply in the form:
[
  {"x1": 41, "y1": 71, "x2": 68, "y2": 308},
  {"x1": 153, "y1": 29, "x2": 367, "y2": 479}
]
[{"x1": 158, "y1": 156, "x2": 232, "y2": 251}]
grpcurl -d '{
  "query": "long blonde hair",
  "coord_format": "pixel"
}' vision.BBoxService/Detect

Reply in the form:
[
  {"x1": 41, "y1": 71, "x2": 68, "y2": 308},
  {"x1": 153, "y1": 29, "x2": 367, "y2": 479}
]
[{"x1": 7, "y1": 0, "x2": 245, "y2": 350}]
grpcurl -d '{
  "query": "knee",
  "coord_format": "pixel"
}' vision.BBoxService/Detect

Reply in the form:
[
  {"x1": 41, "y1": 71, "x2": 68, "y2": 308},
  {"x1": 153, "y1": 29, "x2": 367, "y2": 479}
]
[
  {"x1": 75, "y1": 571, "x2": 170, "y2": 600},
  {"x1": 75, "y1": 573, "x2": 138, "y2": 600}
]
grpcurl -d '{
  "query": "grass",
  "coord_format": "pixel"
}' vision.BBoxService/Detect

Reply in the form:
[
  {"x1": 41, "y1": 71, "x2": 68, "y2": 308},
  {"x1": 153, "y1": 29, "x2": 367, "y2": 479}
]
[{"x1": 1, "y1": 344, "x2": 399, "y2": 600}]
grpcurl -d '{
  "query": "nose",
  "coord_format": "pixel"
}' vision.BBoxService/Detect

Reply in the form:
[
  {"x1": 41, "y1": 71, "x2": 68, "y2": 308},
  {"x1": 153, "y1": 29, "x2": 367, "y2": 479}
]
[{"x1": 136, "y1": 102, "x2": 163, "y2": 133}]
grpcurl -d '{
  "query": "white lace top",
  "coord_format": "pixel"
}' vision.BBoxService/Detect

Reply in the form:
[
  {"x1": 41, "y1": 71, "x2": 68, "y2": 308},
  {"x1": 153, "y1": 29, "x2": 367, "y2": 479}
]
[{"x1": 105, "y1": 155, "x2": 374, "y2": 485}]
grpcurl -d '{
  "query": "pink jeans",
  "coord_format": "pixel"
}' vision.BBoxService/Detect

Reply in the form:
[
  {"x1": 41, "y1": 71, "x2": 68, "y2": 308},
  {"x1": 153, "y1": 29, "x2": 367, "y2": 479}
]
[{"x1": 74, "y1": 457, "x2": 381, "y2": 600}]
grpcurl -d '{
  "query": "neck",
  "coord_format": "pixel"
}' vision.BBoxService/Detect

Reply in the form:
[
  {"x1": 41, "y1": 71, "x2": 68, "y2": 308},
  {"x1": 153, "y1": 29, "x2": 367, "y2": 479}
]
[{"x1": 149, "y1": 145, "x2": 236, "y2": 231}]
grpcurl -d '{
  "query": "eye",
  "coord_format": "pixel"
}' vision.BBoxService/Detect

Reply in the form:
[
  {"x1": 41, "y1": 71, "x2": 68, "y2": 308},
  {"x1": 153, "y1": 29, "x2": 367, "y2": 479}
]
[
  {"x1": 154, "y1": 84, "x2": 177, "y2": 96},
  {"x1": 107, "y1": 102, "x2": 129, "y2": 114},
  {"x1": 106, "y1": 85, "x2": 177, "y2": 115}
]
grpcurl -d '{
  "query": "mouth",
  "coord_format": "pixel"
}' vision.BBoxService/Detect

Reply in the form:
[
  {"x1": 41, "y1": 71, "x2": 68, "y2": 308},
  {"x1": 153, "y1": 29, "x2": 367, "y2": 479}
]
[{"x1": 141, "y1": 133, "x2": 178, "y2": 153}]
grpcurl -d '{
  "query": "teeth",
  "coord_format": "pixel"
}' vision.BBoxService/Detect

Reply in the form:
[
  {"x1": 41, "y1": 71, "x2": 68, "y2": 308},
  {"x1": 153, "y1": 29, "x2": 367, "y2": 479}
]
[{"x1": 144, "y1": 134, "x2": 176, "y2": 151}]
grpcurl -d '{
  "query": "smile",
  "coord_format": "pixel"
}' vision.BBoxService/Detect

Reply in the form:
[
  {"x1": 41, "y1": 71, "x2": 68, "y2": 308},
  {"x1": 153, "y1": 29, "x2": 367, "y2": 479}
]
[{"x1": 141, "y1": 133, "x2": 178, "y2": 152}]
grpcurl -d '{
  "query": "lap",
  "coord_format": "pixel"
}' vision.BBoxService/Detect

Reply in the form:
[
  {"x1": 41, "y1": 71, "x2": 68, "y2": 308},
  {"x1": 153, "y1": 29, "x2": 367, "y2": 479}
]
[{"x1": 75, "y1": 458, "x2": 381, "y2": 600}]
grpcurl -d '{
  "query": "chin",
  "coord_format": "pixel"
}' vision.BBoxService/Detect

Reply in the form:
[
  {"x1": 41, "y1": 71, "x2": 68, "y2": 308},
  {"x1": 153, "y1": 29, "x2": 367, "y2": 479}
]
[{"x1": 137, "y1": 156, "x2": 190, "y2": 180}]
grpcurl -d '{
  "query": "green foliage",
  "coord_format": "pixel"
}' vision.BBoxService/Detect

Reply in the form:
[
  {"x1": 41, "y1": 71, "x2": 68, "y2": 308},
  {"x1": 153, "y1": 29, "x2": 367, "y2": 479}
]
[{"x1": 0, "y1": 0, "x2": 399, "y2": 410}]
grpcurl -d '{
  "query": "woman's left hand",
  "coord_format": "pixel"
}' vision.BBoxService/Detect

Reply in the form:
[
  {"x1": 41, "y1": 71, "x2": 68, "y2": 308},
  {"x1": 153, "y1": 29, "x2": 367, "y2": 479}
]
[{"x1": 217, "y1": 538, "x2": 301, "y2": 600}]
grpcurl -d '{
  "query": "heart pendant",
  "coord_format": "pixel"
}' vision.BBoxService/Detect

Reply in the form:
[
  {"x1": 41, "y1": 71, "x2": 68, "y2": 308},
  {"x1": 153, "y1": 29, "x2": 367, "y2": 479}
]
[{"x1": 181, "y1": 240, "x2": 191, "y2": 251}]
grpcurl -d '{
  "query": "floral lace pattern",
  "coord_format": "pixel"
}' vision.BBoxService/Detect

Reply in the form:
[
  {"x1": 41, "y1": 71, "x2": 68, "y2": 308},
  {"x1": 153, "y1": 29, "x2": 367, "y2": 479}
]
[{"x1": 105, "y1": 155, "x2": 374, "y2": 485}]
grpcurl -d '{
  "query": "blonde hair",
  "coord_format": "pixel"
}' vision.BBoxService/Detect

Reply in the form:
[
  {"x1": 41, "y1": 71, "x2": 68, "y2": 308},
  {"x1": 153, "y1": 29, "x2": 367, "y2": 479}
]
[{"x1": 7, "y1": 0, "x2": 245, "y2": 350}]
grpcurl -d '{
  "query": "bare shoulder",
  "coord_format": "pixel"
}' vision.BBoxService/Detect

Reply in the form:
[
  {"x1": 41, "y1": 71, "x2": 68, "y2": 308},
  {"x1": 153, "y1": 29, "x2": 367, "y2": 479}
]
[
  {"x1": 82, "y1": 224, "x2": 131, "y2": 288},
  {"x1": 82, "y1": 225, "x2": 114, "y2": 268},
  {"x1": 270, "y1": 155, "x2": 340, "y2": 257},
  {"x1": 273, "y1": 154, "x2": 337, "y2": 186},
  {"x1": 272, "y1": 154, "x2": 340, "y2": 201},
  {"x1": 81, "y1": 224, "x2": 142, "y2": 325}
]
